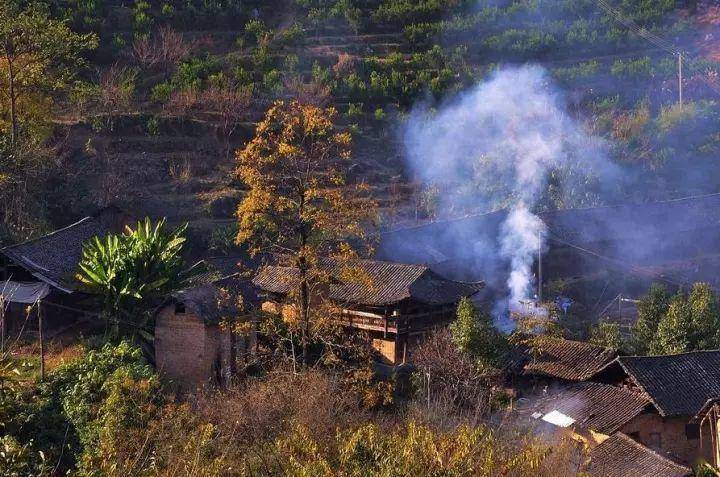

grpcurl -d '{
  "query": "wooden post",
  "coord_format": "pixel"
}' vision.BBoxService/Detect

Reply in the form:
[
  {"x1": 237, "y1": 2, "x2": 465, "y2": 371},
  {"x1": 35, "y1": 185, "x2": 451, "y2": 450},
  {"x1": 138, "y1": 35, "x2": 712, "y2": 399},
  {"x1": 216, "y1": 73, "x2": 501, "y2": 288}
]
[
  {"x1": 0, "y1": 296, "x2": 5, "y2": 355},
  {"x1": 38, "y1": 301, "x2": 45, "y2": 381}
]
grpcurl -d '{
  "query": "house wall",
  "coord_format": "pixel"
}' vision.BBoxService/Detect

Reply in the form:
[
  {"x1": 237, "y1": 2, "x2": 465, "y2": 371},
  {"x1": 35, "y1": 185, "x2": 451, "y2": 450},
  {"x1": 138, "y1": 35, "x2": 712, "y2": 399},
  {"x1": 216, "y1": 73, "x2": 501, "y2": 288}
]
[
  {"x1": 372, "y1": 337, "x2": 397, "y2": 364},
  {"x1": 619, "y1": 412, "x2": 713, "y2": 465},
  {"x1": 155, "y1": 305, "x2": 233, "y2": 388}
]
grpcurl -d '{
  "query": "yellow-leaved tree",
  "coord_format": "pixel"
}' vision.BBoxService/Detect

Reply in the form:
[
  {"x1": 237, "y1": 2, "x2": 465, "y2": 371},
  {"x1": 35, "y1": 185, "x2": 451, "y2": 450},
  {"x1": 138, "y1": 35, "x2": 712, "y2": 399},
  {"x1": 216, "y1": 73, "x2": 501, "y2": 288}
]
[{"x1": 236, "y1": 100, "x2": 377, "y2": 363}]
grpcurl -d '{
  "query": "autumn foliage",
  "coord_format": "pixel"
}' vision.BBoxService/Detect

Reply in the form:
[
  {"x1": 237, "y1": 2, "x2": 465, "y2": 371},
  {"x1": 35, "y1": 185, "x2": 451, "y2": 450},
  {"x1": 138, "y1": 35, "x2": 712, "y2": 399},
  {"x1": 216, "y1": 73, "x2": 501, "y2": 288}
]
[{"x1": 235, "y1": 100, "x2": 377, "y2": 362}]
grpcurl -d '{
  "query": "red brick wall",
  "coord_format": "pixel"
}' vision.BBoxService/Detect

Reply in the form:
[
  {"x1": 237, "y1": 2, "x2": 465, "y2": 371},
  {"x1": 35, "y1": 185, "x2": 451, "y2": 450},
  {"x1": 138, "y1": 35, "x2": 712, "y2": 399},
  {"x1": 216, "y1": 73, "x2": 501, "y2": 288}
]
[
  {"x1": 155, "y1": 305, "x2": 217, "y2": 388},
  {"x1": 620, "y1": 412, "x2": 713, "y2": 465}
]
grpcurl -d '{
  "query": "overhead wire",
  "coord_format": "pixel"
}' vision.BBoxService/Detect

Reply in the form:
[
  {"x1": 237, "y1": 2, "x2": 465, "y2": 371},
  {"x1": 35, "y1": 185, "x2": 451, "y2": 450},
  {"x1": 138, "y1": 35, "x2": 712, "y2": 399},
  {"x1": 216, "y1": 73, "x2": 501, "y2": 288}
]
[{"x1": 594, "y1": 0, "x2": 720, "y2": 98}]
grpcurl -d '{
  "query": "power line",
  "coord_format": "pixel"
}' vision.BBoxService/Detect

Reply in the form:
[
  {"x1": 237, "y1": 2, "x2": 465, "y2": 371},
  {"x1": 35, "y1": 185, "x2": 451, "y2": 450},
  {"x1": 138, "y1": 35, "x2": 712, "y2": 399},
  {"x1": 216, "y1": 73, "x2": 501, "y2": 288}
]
[
  {"x1": 594, "y1": 0, "x2": 720, "y2": 100},
  {"x1": 546, "y1": 231, "x2": 684, "y2": 289}
]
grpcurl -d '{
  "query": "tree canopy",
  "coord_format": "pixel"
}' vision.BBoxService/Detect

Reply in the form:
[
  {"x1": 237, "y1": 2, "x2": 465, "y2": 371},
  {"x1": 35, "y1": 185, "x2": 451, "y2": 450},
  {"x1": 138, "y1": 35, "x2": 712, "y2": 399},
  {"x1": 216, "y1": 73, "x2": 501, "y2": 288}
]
[
  {"x1": 0, "y1": 0, "x2": 97, "y2": 145},
  {"x1": 235, "y1": 99, "x2": 377, "y2": 363},
  {"x1": 449, "y1": 297, "x2": 507, "y2": 371},
  {"x1": 628, "y1": 282, "x2": 720, "y2": 355}
]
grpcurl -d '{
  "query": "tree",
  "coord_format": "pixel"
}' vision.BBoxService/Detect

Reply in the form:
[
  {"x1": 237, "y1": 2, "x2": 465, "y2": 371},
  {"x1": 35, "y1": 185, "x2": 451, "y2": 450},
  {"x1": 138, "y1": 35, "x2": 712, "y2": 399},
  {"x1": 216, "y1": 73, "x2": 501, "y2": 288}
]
[
  {"x1": 688, "y1": 282, "x2": 720, "y2": 350},
  {"x1": 76, "y1": 218, "x2": 201, "y2": 343},
  {"x1": 652, "y1": 291, "x2": 694, "y2": 355},
  {"x1": 0, "y1": 0, "x2": 97, "y2": 145},
  {"x1": 235, "y1": 100, "x2": 376, "y2": 364},
  {"x1": 630, "y1": 283, "x2": 670, "y2": 354},
  {"x1": 449, "y1": 297, "x2": 506, "y2": 371},
  {"x1": 589, "y1": 322, "x2": 624, "y2": 351},
  {"x1": 646, "y1": 283, "x2": 720, "y2": 355}
]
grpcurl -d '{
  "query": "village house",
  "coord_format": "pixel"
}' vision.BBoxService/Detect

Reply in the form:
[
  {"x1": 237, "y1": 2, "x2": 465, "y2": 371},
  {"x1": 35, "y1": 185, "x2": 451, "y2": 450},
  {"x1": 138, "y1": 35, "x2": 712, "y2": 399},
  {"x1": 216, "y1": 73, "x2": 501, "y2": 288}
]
[
  {"x1": 521, "y1": 348, "x2": 720, "y2": 470},
  {"x1": 252, "y1": 257, "x2": 484, "y2": 364},
  {"x1": 0, "y1": 207, "x2": 132, "y2": 334},
  {"x1": 522, "y1": 383, "x2": 692, "y2": 476},
  {"x1": 593, "y1": 351, "x2": 720, "y2": 465},
  {"x1": 155, "y1": 275, "x2": 257, "y2": 388}
]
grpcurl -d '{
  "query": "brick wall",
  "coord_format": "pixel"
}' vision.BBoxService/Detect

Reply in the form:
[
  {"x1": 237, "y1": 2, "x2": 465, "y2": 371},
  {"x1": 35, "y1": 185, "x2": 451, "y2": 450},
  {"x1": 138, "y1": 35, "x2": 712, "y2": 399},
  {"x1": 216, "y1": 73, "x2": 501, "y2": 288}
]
[
  {"x1": 620, "y1": 413, "x2": 713, "y2": 465},
  {"x1": 155, "y1": 305, "x2": 218, "y2": 388}
]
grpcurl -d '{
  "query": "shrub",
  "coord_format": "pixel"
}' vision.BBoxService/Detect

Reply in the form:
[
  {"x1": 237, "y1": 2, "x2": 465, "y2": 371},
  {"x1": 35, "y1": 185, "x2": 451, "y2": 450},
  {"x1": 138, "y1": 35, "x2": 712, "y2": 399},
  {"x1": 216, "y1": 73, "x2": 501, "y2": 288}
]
[
  {"x1": 346, "y1": 102, "x2": 363, "y2": 117},
  {"x1": 374, "y1": 107, "x2": 386, "y2": 120}
]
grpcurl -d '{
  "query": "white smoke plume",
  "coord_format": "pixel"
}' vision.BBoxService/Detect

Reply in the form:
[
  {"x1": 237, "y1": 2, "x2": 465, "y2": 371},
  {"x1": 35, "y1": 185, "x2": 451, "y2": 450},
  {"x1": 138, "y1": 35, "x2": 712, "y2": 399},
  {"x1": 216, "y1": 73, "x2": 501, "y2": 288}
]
[{"x1": 403, "y1": 65, "x2": 616, "y2": 326}]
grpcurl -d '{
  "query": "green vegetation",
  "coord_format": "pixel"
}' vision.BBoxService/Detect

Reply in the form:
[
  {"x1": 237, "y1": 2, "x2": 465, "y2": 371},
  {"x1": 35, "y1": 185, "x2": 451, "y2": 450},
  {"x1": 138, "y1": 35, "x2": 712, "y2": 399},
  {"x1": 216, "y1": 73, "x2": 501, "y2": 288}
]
[
  {"x1": 450, "y1": 297, "x2": 507, "y2": 370},
  {"x1": 77, "y1": 218, "x2": 201, "y2": 343}
]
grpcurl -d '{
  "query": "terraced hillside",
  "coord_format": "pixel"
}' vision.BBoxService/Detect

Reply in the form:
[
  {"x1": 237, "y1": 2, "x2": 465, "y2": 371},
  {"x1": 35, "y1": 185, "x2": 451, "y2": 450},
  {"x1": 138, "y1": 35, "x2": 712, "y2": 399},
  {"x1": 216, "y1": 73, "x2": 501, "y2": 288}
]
[{"x1": 6, "y1": 0, "x2": 720, "y2": 251}]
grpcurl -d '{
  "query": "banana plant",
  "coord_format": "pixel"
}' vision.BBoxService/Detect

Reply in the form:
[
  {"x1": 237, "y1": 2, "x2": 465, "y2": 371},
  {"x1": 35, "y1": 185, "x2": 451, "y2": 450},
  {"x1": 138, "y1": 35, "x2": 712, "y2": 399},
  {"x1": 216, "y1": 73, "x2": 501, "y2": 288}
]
[{"x1": 77, "y1": 217, "x2": 203, "y2": 344}]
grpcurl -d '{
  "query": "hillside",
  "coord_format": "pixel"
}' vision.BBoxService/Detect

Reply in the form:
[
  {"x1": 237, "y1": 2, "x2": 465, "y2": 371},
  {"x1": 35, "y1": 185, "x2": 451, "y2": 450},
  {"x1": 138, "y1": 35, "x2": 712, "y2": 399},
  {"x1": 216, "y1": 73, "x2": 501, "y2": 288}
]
[{"x1": 4, "y1": 0, "x2": 720, "y2": 252}]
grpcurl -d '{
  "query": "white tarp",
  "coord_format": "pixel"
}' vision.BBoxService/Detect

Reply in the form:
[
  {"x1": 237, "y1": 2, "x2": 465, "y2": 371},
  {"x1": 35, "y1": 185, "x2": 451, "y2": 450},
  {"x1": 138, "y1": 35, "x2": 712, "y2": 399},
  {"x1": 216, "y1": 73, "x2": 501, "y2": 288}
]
[
  {"x1": 541, "y1": 410, "x2": 575, "y2": 428},
  {"x1": 0, "y1": 281, "x2": 51, "y2": 304}
]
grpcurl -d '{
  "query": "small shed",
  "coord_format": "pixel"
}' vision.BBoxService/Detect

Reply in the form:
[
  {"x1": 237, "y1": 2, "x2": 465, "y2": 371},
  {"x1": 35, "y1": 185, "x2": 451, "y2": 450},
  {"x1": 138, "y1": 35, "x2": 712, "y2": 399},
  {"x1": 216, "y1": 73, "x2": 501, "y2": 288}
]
[
  {"x1": 0, "y1": 207, "x2": 132, "y2": 336},
  {"x1": 155, "y1": 276, "x2": 257, "y2": 389}
]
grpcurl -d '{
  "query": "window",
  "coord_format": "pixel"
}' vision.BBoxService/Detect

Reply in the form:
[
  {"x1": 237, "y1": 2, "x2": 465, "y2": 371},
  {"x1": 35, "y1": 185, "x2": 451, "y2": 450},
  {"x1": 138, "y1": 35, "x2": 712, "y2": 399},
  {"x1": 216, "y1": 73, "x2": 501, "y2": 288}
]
[
  {"x1": 175, "y1": 303, "x2": 186, "y2": 314},
  {"x1": 686, "y1": 423, "x2": 700, "y2": 439}
]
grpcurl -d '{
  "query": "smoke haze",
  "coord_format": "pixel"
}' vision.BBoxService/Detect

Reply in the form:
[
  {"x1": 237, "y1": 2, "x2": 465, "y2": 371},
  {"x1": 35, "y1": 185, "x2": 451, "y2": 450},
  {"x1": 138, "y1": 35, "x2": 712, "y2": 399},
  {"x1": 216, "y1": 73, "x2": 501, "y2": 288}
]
[{"x1": 402, "y1": 65, "x2": 621, "y2": 325}]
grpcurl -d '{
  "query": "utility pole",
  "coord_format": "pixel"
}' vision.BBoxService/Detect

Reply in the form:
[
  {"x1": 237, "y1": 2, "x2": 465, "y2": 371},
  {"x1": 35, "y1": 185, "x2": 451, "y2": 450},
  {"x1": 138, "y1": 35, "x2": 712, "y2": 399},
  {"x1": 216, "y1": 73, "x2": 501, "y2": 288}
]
[
  {"x1": 537, "y1": 230, "x2": 543, "y2": 304},
  {"x1": 38, "y1": 301, "x2": 44, "y2": 381},
  {"x1": 678, "y1": 52, "x2": 683, "y2": 107}
]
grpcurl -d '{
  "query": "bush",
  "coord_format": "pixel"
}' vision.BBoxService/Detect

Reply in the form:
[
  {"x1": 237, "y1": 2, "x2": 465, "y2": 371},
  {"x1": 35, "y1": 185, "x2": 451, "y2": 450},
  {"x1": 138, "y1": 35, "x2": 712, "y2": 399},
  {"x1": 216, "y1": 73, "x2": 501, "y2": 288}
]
[{"x1": 1, "y1": 342, "x2": 157, "y2": 474}]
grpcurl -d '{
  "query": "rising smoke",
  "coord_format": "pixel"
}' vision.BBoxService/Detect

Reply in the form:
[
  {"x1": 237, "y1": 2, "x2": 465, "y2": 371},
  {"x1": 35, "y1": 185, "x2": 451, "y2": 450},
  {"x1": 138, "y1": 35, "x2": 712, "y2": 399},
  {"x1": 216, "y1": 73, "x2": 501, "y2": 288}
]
[{"x1": 402, "y1": 65, "x2": 619, "y2": 326}]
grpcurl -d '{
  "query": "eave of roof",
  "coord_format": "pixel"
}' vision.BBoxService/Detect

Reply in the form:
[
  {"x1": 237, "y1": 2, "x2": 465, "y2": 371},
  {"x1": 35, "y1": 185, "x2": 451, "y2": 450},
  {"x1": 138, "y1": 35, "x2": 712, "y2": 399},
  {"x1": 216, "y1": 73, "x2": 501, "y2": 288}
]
[
  {"x1": 252, "y1": 258, "x2": 483, "y2": 307},
  {"x1": 613, "y1": 351, "x2": 720, "y2": 417},
  {"x1": 586, "y1": 433, "x2": 691, "y2": 477}
]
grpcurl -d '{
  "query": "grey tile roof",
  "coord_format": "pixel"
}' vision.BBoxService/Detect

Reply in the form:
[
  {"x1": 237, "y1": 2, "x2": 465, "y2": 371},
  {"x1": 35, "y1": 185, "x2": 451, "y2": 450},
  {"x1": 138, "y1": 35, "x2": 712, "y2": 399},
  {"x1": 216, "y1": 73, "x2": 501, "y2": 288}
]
[
  {"x1": 1, "y1": 207, "x2": 127, "y2": 292},
  {"x1": 529, "y1": 382, "x2": 650, "y2": 435},
  {"x1": 616, "y1": 351, "x2": 720, "y2": 417},
  {"x1": 522, "y1": 337, "x2": 617, "y2": 382},
  {"x1": 586, "y1": 433, "x2": 691, "y2": 477},
  {"x1": 252, "y1": 258, "x2": 484, "y2": 306},
  {"x1": 169, "y1": 275, "x2": 258, "y2": 324}
]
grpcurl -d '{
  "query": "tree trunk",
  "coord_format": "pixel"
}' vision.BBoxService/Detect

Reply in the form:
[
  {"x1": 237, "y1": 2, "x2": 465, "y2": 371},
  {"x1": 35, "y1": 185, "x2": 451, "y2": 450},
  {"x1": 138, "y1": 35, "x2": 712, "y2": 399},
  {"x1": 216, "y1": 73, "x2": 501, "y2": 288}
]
[
  {"x1": 299, "y1": 267, "x2": 310, "y2": 365},
  {"x1": 7, "y1": 57, "x2": 17, "y2": 146}
]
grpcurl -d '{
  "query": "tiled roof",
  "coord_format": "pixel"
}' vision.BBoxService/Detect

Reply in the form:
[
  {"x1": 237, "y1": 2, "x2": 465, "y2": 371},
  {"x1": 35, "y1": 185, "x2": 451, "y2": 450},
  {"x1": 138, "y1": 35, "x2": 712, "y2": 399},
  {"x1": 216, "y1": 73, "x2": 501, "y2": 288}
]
[
  {"x1": 529, "y1": 382, "x2": 650, "y2": 435},
  {"x1": 252, "y1": 258, "x2": 483, "y2": 306},
  {"x1": 169, "y1": 275, "x2": 258, "y2": 324},
  {"x1": 586, "y1": 433, "x2": 691, "y2": 477},
  {"x1": 522, "y1": 337, "x2": 617, "y2": 382},
  {"x1": 1, "y1": 207, "x2": 128, "y2": 292},
  {"x1": 616, "y1": 351, "x2": 720, "y2": 417}
]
